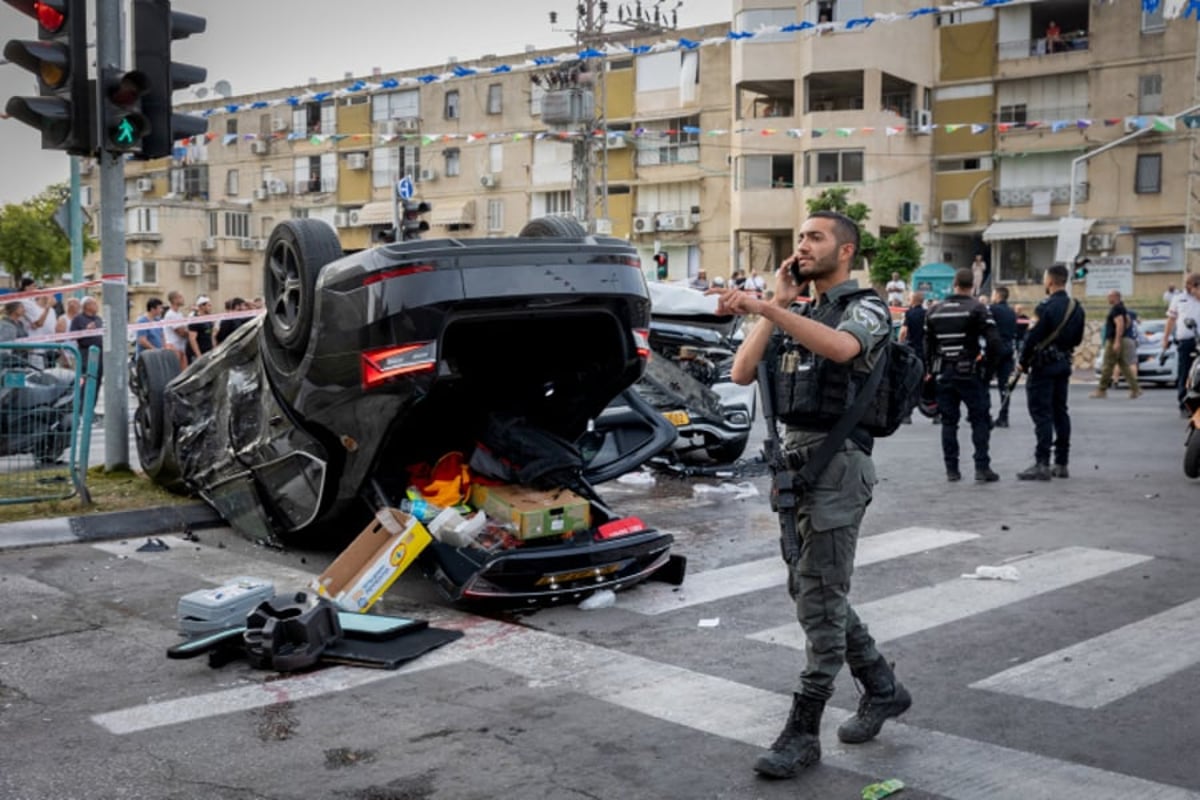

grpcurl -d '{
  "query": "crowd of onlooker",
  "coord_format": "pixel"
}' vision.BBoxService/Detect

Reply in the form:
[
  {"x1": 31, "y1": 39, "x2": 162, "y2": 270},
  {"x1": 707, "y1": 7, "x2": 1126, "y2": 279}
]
[{"x1": 132, "y1": 291, "x2": 262, "y2": 370}]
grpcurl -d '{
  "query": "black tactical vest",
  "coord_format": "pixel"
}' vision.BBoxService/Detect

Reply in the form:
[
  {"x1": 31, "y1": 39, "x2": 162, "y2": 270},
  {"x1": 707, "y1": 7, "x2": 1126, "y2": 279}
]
[{"x1": 770, "y1": 290, "x2": 888, "y2": 432}]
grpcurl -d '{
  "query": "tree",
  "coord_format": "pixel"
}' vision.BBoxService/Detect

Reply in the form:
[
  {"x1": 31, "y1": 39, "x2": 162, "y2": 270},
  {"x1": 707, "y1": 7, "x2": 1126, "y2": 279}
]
[
  {"x1": 0, "y1": 183, "x2": 95, "y2": 287},
  {"x1": 805, "y1": 187, "x2": 922, "y2": 285}
]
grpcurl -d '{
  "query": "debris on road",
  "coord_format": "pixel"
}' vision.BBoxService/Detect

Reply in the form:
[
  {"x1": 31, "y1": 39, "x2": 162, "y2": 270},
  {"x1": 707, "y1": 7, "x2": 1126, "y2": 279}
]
[{"x1": 961, "y1": 565, "x2": 1020, "y2": 581}]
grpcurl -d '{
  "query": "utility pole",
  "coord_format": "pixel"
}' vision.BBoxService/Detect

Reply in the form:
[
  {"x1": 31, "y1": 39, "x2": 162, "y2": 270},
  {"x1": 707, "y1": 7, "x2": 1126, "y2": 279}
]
[{"x1": 551, "y1": 1, "x2": 682, "y2": 230}]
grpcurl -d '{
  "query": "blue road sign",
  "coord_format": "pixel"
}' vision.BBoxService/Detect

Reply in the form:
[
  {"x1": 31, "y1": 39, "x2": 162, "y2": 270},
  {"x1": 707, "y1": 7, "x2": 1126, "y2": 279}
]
[{"x1": 397, "y1": 176, "x2": 414, "y2": 199}]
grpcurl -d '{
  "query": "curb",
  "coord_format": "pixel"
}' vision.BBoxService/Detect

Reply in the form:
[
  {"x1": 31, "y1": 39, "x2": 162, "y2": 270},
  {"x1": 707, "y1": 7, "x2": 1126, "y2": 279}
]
[{"x1": 0, "y1": 502, "x2": 226, "y2": 551}]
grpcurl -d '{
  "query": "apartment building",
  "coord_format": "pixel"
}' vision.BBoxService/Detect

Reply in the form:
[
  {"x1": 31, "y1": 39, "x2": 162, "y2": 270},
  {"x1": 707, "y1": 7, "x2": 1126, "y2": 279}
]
[
  {"x1": 932, "y1": 0, "x2": 1198, "y2": 302},
  {"x1": 728, "y1": 0, "x2": 938, "y2": 277},
  {"x1": 82, "y1": 23, "x2": 732, "y2": 306}
]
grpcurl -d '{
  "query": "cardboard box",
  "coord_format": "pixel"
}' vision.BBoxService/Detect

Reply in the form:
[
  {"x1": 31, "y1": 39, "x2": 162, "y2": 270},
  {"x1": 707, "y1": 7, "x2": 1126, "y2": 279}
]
[
  {"x1": 469, "y1": 484, "x2": 591, "y2": 540},
  {"x1": 311, "y1": 508, "x2": 432, "y2": 612}
]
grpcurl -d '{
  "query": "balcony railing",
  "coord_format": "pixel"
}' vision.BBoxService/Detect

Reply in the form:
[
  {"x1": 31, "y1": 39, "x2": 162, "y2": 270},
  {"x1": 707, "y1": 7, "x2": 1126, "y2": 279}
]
[
  {"x1": 996, "y1": 105, "x2": 1090, "y2": 126},
  {"x1": 998, "y1": 31, "x2": 1089, "y2": 60},
  {"x1": 994, "y1": 182, "x2": 1088, "y2": 207}
]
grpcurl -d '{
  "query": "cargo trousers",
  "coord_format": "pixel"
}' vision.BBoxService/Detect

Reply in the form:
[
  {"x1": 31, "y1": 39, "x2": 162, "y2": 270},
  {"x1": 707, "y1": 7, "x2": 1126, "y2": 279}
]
[{"x1": 781, "y1": 430, "x2": 883, "y2": 702}]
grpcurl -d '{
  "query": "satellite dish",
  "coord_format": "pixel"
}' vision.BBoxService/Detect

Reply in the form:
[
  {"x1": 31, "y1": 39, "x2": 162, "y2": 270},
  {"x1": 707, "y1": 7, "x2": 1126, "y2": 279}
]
[
  {"x1": 193, "y1": 87, "x2": 208, "y2": 99},
  {"x1": 213, "y1": 80, "x2": 232, "y2": 98}
]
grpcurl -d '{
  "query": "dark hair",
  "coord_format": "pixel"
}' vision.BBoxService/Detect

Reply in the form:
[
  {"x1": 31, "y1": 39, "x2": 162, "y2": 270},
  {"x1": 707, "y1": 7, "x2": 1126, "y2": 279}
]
[
  {"x1": 19, "y1": 277, "x2": 35, "y2": 290},
  {"x1": 1046, "y1": 264, "x2": 1069, "y2": 285},
  {"x1": 953, "y1": 268, "x2": 974, "y2": 290},
  {"x1": 807, "y1": 210, "x2": 860, "y2": 262},
  {"x1": 146, "y1": 297, "x2": 163, "y2": 312},
  {"x1": 994, "y1": 286, "x2": 1009, "y2": 301}
]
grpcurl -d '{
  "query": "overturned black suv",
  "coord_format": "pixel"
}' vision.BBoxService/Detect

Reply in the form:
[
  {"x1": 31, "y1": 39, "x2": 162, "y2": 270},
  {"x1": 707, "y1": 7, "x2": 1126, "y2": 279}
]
[{"x1": 134, "y1": 217, "x2": 681, "y2": 604}]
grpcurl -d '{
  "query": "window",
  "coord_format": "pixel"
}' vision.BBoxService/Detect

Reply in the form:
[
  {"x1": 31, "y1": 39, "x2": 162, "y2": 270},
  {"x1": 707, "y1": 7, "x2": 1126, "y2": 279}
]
[
  {"x1": 733, "y1": 8, "x2": 797, "y2": 42},
  {"x1": 225, "y1": 118, "x2": 237, "y2": 136},
  {"x1": 444, "y1": 147, "x2": 461, "y2": 177},
  {"x1": 487, "y1": 83, "x2": 502, "y2": 114},
  {"x1": 487, "y1": 198, "x2": 504, "y2": 232},
  {"x1": 807, "y1": 150, "x2": 864, "y2": 185},
  {"x1": 936, "y1": 157, "x2": 992, "y2": 172},
  {"x1": 532, "y1": 190, "x2": 572, "y2": 217},
  {"x1": 737, "y1": 154, "x2": 794, "y2": 189},
  {"x1": 208, "y1": 210, "x2": 249, "y2": 239},
  {"x1": 294, "y1": 154, "x2": 337, "y2": 194},
  {"x1": 998, "y1": 103, "x2": 1027, "y2": 124},
  {"x1": 444, "y1": 90, "x2": 459, "y2": 120},
  {"x1": 169, "y1": 164, "x2": 208, "y2": 199},
  {"x1": 1136, "y1": 154, "x2": 1162, "y2": 194},
  {"x1": 225, "y1": 169, "x2": 239, "y2": 196},
  {"x1": 1141, "y1": 3, "x2": 1165, "y2": 32},
  {"x1": 634, "y1": 115, "x2": 700, "y2": 166},
  {"x1": 804, "y1": 0, "x2": 864, "y2": 24},
  {"x1": 136, "y1": 260, "x2": 158, "y2": 285},
  {"x1": 489, "y1": 142, "x2": 503, "y2": 173},
  {"x1": 530, "y1": 81, "x2": 546, "y2": 116},
  {"x1": 635, "y1": 51, "x2": 700, "y2": 92},
  {"x1": 127, "y1": 207, "x2": 159, "y2": 233},
  {"x1": 1139, "y1": 74, "x2": 1163, "y2": 115},
  {"x1": 372, "y1": 88, "x2": 420, "y2": 123}
]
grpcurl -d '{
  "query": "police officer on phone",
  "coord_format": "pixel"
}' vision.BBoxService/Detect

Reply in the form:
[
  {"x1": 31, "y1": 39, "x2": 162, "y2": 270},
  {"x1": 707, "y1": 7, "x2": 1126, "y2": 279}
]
[
  {"x1": 925, "y1": 268, "x2": 1003, "y2": 482},
  {"x1": 712, "y1": 211, "x2": 911, "y2": 782},
  {"x1": 1017, "y1": 264, "x2": 1086, "y2": 480}
]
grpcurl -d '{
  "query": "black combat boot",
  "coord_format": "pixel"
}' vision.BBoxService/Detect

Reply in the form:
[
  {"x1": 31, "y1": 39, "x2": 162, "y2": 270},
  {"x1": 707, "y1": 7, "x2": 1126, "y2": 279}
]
[
  {"x1": 1017, "y1": 462, "x2": 1052, "y2": 481},
  {"x1": 837, "y1": 657, "x2": 912, "y2": 744},
  {"x1": 753, "y1": 694, "x2": 824, "y2": 779}
]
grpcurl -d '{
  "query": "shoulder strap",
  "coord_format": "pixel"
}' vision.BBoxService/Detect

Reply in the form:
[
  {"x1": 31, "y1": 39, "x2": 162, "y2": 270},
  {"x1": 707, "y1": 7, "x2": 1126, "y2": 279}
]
[
  {"x1": 797, "y1": 343, "x2": 886, "y2": 489},
  {"x1": 1034, "y1": 298, "x2": 1078, "y2": 353}
]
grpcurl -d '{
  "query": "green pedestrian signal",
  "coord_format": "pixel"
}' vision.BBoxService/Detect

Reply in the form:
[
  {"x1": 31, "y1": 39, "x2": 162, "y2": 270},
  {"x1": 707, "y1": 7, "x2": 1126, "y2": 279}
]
[
  {"x1": 116, "y1": 117, "x2": 136, "y2": 144},
  {"x1": 101, "y1": 67, "x2": 149, "y2": 153}
]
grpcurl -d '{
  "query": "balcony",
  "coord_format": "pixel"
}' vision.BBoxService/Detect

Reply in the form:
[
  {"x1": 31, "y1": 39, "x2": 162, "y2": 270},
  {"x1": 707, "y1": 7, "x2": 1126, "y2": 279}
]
[
  {"x1": 996, "y1": 33, "x2": 1090, "y2": 80},
  {"x1": 995, "y1": 105, "x2": 1090, "y2": 133},
  {"x1": 994, "y1": 182, "x2": 1088, "y2": 208}
]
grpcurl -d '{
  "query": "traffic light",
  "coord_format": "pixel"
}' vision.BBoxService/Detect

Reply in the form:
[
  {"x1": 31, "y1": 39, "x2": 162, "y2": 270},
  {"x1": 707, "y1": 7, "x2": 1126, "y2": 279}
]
[
  {"x1": 3, "y1": 0, "x2": 94, "y2": 154},
  {"x1": 100, "y1": 67, "x2": 149, "y2": 153},
  {"x1": 400, "y1": 199, "x2": 431, "y2": 241},
  {"x1": 653, "y1": 251, "x2": 669, "y2": 280},
  {"x1": 133, "y1": 0, "x2": 207, "y2": 159},
  {"x1": 1073, "y1": 258, "x2": 1090, "y2": 281}
]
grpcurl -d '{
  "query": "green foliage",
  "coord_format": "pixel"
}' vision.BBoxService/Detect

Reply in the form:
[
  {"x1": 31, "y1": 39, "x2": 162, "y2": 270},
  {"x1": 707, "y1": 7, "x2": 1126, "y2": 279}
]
[
  {"x1": 869, "y1": 224, "x2": 923, "y2": 286},
  {"x1": 0, "y1": 183, "x2": 94, "y2": 287}
]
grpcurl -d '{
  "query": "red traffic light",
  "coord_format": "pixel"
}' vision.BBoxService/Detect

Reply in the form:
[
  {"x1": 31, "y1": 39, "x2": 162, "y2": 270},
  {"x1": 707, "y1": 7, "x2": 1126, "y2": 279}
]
[{"x1": 34, "y1": 0, "x2": 64, "y2": 32}]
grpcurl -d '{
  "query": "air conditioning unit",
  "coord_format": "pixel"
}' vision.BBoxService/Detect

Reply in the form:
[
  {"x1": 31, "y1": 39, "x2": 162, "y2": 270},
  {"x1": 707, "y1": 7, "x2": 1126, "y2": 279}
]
[
  {"x1": 1123, "y1": 117, "x2": 1145, "y2": 134},
  {"x1": 899, "y1": 201, "x2": 923, "y2": 225},
  {"x1": 940, "y1": 199, "x2": 971, "y2": 224},
  {"x1": 346, "y1": 153, "x2": 367, "y2": 170},
  {"x1": 1086, "y1": 233, "x2": 1114, "y2": 251},
  {"x1": 271, "y1": 117, "x2": 289, "y2": 132},
  {"x1": 605, "y1": 134, "x2": 627, "y2": 149},
  {"x1": 200, "y1": 237, "x2": 216, "y2": 251},
  {"x1": 656, "y1": 213, "x2": 693, "y2": 232},
  {"x1": 397, "y1": 117, "x2": 420, "y2": 131},
  {"x1": 254, "y1": 238, "x2": 267, "y2": 251},
  {"x1": 348, "y1": 209, "x2": 362, "y2": 226},
  {"x1": 632, "y1": 215, "x2": 655, "y2": 234},
  {"x1": 181, "y1": 261, "x2": 204, "y2": 277},
  {"x1": 239, "y1": 238, "x2": 256, "y2": 250},
  {"x1": 268, "y1": 179, "x2": 289, "y2": 195},
  {"x1": 251, "y1": 140, "x2": 270, "y2": 156},
  {"x1": 910, "y1": 109, "x2": 933, "y2": 134},
  {"x1": 480, "y1": 174, "x2": 499, "y2": 188},
  {"x1": 136, "y1": 177, "x2": 153, "y2": 193},
  {"x1": 334, "y1": 211, "x2": 350, "y2": 228},
  {"x1": 254, "y1": 187, "x2": 268, "y2": 201},
  {"x1": 419, "y1": 167, "x2": 438, "y2": 182}
]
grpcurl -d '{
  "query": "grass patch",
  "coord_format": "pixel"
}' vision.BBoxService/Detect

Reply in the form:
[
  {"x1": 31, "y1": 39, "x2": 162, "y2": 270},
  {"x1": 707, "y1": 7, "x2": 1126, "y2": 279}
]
[{"x1": 0, "y1": 465, "x2": 194, "y2": 525}]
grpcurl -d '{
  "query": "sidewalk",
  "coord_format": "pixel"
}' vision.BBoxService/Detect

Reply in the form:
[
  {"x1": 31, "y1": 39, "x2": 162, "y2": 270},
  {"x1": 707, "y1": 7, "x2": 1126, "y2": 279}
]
[{"x1": 0, "y1": 501, "x2": 225, "y2": 551}]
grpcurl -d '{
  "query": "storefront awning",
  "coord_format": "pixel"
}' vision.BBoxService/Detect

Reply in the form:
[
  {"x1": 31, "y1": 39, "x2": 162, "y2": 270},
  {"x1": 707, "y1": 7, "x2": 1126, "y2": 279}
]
[
  {"x1": 354, "y1": 201, "x2": 395, "y2": 227},
  {"x1": 982, "y1": 218, "x2": 1094, "y2": 242},
  {"x1": 431, "y1": 200, "x2": 475, "y2": 227}
]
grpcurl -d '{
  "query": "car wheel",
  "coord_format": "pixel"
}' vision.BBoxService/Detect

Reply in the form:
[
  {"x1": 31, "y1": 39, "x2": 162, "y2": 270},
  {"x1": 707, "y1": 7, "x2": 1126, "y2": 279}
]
[
  {"x1": 133, "y1": 349, "x2": 186, "y2": 492},
  {"x1": 263, "y1": 219, "x2": 342, "y2": 353},
  {"x1": 705, "y1": 436, "x2": 749, "y2": 464},
  {"x1": 518, "y1": 215, "x2": 588, "y2": 238},
  {"x1": 1185, "y1": 428, "x2": 1200, "y2": 479}
]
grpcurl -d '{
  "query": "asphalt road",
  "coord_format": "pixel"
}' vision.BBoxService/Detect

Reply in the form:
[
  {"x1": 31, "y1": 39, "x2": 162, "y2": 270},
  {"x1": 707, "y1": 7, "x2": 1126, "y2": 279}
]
[{"x1": 1, "y1": 382, "x2": 1196, "y2": 800}]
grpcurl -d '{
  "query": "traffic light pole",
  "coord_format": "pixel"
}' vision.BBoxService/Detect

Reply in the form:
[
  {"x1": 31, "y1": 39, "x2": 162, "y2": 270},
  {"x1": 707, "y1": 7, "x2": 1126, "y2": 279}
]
[{"x1": 96, "y1": 0, "x2": 130, "y2": 470}]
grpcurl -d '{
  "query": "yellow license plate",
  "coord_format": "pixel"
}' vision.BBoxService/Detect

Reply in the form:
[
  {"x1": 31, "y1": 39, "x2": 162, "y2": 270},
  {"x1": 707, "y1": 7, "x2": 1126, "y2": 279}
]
[{"x1": 663, "y1": 409, "x2": 690, "y2": 426}]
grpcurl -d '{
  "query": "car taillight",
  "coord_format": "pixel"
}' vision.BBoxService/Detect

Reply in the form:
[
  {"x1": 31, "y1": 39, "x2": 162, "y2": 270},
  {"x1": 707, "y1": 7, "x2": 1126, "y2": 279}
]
[
  {"x1": 363, "y1": 264, "x2": 435, "y2": 286},
  {"x1": 633, "y1": 328, "x2": 651, "y2": 360},
  {"x1": 362, "y1": 341, "x2": 437, "y2": 389}
]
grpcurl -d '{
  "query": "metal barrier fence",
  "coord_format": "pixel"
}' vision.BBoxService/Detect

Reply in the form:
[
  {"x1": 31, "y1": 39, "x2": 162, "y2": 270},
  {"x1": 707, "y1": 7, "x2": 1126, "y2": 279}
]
[{"x1": 0, "y1": 342, "x2": 99, "y2": 505}]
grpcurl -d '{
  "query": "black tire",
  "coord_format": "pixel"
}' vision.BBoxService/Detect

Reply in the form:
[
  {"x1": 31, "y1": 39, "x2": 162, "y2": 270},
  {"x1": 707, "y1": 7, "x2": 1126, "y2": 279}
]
[
  {"x1": 706, "y1": 436, "x2": 749, "y2": 464},
  {"x1": 519, "y1": 215, "x2": 587, "y2": 238},
  {"x1": 133, "y1": 349, "x2": 186, "y2": 492},
  {"x1": 1185, "y1": 428, "x2": 1200, "y2": 479},
  {"x1": 263, "y1": 219, "x2": 342, "y2": 354}
]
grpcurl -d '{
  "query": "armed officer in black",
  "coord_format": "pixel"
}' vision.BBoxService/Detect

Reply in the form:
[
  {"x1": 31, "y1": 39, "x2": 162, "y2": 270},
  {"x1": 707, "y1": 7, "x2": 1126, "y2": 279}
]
[
  {"x1": 925, "y1": 268, "x2": 1003, "y2": 482},
  {"x1": 988, "y1": 286, "x2": 1018, "y2": 427},
  {"x1": 1017, "y1": 264, "x2": 1086, "y2": 480}
]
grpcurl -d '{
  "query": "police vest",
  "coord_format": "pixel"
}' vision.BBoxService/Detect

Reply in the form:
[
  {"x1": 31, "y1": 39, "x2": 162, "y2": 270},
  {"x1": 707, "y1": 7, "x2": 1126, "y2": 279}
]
[
  {"x1": 771, "y1": 290, "x2": 889, "y2": 432},
  {"x1": 926, "y1": 295, "x2": 986, "y2": 368}
]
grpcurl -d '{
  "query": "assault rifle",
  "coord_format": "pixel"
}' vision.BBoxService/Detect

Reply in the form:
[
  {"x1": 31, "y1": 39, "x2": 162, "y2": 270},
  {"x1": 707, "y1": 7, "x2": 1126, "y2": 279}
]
[
  {"x1": 757, "y1": 361, "x2": 802, "y2": 564},
  {"x1": 996, "y1": 366, "x2": 1024, "y2": 425}
]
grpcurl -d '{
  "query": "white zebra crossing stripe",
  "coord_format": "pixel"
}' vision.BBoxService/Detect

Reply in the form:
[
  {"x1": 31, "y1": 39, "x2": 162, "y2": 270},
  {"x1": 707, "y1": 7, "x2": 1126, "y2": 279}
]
[
  {"x1": 747, "y1": 546, "x2": 1152, "y2": 650},
  {"x1": 91, "y1": 593, "x2": 1200, "y2": 800},
  {"x1": 620, "y1": 527, "x2": 980, "y2": 615},
  {"x1": 969, "y1": 598, "x2": 1200, "y2": 709}
]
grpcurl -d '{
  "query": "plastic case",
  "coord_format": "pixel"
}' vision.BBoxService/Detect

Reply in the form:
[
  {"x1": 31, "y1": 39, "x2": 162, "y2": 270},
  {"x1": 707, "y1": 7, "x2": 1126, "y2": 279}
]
[{"x1": 177, "y1": 577, "x2": 276, "y2": 635}]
